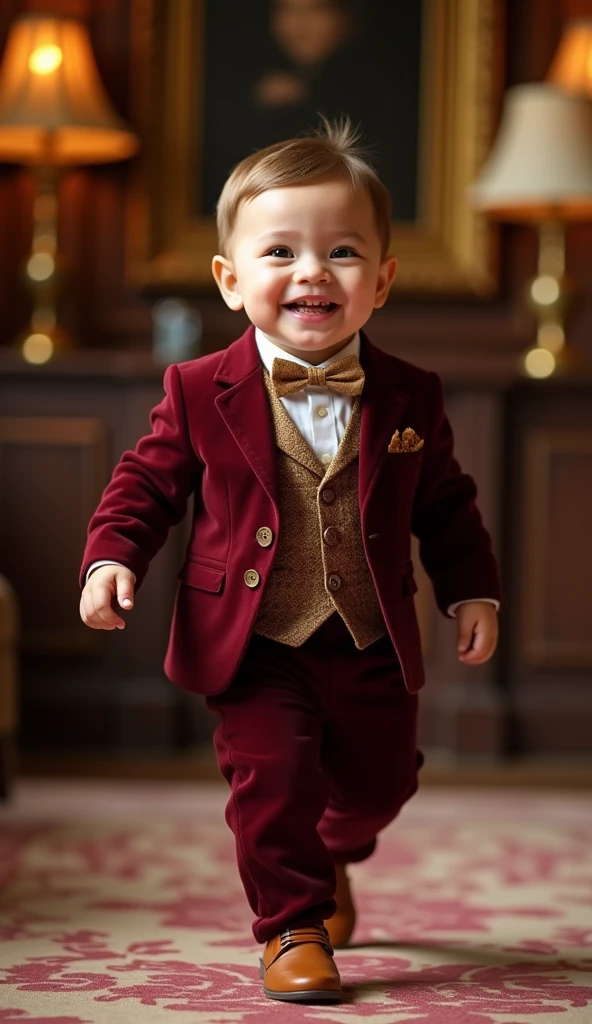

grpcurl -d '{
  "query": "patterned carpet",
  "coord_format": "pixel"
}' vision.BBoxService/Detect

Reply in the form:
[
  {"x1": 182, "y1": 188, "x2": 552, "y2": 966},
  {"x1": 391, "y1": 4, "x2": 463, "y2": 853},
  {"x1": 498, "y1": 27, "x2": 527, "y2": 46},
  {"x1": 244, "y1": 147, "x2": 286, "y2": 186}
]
[{"x1": 0, "y1": 780, "x2": 591, "y2": 1023}]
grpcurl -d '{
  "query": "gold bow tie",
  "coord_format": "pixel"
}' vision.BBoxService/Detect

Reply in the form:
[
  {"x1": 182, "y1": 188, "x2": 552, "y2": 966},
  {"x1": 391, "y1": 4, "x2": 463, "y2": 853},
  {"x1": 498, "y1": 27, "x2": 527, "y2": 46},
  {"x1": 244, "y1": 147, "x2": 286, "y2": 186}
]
[{"x1": 271, "y1": 355, "x2": 365, "y2": 398}]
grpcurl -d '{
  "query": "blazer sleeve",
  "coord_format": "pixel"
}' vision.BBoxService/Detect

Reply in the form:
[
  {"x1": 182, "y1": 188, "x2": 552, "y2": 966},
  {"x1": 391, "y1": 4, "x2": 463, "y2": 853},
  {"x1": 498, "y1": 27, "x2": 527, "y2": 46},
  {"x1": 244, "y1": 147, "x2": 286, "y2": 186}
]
[
  {"x1": 411, "y1": 372, "x2": 501, "y2": 615},
  {"x1": 79, "y1": 363, "x2": 200, "y2": 589}
]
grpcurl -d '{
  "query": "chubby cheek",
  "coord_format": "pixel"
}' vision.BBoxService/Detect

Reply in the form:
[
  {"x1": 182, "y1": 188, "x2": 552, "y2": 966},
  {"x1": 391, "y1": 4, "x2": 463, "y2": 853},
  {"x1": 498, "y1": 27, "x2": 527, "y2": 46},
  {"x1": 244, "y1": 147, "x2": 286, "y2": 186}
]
[
  {"x1": 248, "y1": 271, "x2": 285, "y2": 306},
  {"x1": 339, "y1": 269, "x2": 375, "y2": 304},
  {"x1": 241, "y1": 289, "x2": 282, "y2": 328},
  {"x1": 248, "y1": 288, "x2": 282, "y2": 317}
]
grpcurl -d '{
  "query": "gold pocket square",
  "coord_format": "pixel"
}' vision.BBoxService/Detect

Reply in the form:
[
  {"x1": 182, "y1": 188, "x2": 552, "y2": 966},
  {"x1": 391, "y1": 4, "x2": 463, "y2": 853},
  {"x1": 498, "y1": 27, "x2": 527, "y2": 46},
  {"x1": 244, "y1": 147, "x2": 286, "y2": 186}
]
[{"x1": 388, "y1": 428, "x2": 424, "y2": 453}]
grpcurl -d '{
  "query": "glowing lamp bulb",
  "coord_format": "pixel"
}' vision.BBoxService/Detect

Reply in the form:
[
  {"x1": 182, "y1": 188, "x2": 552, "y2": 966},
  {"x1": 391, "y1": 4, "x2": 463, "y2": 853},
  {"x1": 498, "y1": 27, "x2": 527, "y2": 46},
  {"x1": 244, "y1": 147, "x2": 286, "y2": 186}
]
[
  {"x1": 524, "y1": 347, "x2": 556, "y2": 379},
  {"x1": 28, "y1": 45, "x2": 63, "y2": 76}
]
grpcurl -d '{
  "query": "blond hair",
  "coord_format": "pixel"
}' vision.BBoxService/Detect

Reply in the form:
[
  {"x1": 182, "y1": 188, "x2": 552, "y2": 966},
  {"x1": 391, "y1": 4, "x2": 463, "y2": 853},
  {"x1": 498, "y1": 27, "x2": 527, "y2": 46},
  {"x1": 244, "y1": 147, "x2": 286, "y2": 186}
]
[{"x1": 216, "y1": 118, "x2": 392, "y2": 257}]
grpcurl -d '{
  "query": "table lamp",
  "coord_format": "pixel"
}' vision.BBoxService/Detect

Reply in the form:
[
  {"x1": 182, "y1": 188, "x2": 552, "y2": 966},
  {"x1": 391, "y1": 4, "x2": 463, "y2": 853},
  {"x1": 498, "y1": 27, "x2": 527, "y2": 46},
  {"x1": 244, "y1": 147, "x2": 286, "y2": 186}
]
[
  {"x1": 0, "y1": 13, "x2": 139, "y2": 363},
  {"x1": 471, "y1": 83, "x2": 592, "y2": 378},
  {"x1": 547, "y1": 17, "x2": 592, "y2": 97}
]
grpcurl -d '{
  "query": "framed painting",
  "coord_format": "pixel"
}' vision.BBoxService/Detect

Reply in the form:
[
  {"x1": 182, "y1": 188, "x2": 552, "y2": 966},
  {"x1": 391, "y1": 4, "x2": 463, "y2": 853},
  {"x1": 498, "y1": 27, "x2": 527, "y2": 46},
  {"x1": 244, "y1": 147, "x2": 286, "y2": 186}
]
[{"x1": 127, "y1": 0, "x2": 502, "y2": 296}]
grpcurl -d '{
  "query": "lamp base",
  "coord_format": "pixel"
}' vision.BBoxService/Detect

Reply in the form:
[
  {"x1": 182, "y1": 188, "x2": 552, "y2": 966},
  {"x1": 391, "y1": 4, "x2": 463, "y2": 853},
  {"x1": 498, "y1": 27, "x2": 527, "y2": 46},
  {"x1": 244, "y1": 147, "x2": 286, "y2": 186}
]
[
  {"x1": 522, "y1": 343, "x2": 588, "y2": 379},
  {"x1": 522, "y1": 220, "x2": 590, "y2": 380},
  {"x1": 16, "y1": 324, "x2": 72, "y2": 365}
]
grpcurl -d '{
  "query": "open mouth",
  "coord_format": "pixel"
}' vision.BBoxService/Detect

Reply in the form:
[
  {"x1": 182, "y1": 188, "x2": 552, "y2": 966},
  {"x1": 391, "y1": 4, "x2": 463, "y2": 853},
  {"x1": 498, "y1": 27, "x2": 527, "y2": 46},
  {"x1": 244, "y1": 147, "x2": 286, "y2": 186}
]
[{"x1": 284, "y1": 300, "x2": 339, "y2": 315}]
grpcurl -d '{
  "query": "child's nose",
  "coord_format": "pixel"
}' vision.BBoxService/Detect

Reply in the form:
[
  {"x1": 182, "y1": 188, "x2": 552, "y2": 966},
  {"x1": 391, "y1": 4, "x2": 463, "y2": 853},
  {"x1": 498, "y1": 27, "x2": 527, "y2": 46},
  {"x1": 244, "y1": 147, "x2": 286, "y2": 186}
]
[{"x1": 292, "y1": 257, "x2": 331, "y2": 284}]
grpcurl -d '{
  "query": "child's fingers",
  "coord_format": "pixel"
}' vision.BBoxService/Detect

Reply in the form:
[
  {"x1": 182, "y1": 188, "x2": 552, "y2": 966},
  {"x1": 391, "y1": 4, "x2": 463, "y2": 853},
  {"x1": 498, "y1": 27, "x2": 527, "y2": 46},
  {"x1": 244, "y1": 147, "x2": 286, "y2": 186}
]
[
  {"x1": 456, "y1": 617, "x2": 477, "y2": 656},
  {"x1": 457, "y1": 624, "x2": 497, "y2": 664},
  {"x1": 116, "y1": 575, "x2": 135, "y2": 611},
  {"x1": 457, "y1": 637, "x2": 479, "y2": 662},
  {"x1": 81, "y1": 581, "x2": 124, "y2": 630}
]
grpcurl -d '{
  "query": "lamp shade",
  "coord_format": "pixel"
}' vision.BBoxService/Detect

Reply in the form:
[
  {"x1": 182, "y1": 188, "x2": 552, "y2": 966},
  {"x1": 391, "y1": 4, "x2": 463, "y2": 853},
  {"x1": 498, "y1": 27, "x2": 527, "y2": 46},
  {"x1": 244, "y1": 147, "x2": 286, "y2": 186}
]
[
  {"x1": 471, "y1": 84, "x2": 592, "y2": 222},
  {"x1": 0, "y1": 14, "x2": 139, "y2": 164},
  {"x1": 548, "y1": 18, "x2": 592, "y2": 97}
]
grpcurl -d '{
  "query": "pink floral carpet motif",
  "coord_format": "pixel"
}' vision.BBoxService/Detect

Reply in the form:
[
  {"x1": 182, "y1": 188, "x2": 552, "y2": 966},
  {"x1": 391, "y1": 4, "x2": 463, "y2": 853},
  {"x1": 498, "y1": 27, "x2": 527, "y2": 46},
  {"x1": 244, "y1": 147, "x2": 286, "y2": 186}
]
[{"x1": 1, "y1": 781, "x2": 591, "y2": 1023}]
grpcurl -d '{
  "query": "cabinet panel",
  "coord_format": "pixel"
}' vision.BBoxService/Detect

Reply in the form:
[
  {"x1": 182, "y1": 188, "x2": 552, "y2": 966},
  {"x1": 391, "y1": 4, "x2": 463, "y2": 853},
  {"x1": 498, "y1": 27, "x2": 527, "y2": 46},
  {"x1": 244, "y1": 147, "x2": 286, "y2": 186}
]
[
  {"x1": 0, "y1": 417, "x2": 107, "y2": 652},
  {"x1": 506, "y1": 385, "x2": 592, "y2": 756},
  {"x1": 0, "y1": 358, "x2": 199, "y2": 756},
  {"x1": 521, "y1": 429, "x2": 592, "y2": 667}
]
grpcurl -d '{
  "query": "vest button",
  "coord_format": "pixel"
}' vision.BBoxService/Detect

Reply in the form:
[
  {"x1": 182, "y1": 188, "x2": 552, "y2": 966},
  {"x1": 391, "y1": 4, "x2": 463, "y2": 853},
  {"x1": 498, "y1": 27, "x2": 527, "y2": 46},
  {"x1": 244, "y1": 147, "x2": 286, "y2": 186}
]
[
  {"x1": 256, "y1": 527, "x2": 273, "y2": 547},
  {"x1": 244, "y1": 569, "x2": 260, "y2": 588},
  {"x1": 323, "y1": 526, "x2": 341, "y2": 546},
  {"x1": 321, "y1": 488, "x2": 335, "y2": 504},
  {"x1": 327, "y1": 573, "x2": 342, "y2": 592}
]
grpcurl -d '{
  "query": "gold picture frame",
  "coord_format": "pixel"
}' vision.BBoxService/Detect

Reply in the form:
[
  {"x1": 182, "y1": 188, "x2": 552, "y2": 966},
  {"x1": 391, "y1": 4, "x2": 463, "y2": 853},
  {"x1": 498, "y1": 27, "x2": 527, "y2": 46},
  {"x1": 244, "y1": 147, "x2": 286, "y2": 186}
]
[{"x1": 127, "y1": 0, "x2": 502, "y2": 296}]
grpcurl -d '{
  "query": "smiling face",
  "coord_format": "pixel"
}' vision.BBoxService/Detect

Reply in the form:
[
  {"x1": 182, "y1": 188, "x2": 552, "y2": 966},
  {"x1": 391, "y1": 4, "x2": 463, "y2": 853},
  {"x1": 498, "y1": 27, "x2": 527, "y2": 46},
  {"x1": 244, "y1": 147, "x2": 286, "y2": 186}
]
[{"x1": 212, "y1": 177, "x2": 396, "y2": 364}]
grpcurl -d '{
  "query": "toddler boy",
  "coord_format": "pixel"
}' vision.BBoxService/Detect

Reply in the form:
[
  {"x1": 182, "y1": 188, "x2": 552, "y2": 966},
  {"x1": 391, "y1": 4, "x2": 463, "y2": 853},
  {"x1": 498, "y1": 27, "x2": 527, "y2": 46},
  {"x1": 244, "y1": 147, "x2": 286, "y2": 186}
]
[{"x1": 80, "y1": 121, "x2": 500, "y2": 1004}]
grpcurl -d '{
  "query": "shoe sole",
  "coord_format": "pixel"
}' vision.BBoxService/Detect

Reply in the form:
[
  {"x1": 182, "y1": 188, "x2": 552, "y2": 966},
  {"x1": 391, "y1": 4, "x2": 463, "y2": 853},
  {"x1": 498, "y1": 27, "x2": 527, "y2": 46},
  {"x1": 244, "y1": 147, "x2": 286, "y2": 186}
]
[{"x1": 259, "y1": 960, "x2": 343, "y2": 1003}]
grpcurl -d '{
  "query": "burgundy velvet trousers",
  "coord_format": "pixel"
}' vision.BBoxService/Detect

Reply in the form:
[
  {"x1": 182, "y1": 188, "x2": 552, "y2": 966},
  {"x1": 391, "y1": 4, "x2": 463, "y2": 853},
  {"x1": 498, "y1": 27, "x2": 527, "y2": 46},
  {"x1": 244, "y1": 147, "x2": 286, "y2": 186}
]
[{"x1": 206, "y1": 613, "x2": 422, "y2": 943}]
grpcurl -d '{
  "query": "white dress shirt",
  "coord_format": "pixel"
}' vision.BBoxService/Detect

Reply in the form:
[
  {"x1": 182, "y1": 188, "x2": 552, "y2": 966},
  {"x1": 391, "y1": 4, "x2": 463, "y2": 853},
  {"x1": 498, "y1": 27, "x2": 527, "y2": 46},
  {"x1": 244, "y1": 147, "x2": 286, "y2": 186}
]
[
  {"x1": 88, "y1": 328, "x2": 498, "y2": 615},
  {"x1": 255, "y1": 327, "x2": 358, "y2": 465}
]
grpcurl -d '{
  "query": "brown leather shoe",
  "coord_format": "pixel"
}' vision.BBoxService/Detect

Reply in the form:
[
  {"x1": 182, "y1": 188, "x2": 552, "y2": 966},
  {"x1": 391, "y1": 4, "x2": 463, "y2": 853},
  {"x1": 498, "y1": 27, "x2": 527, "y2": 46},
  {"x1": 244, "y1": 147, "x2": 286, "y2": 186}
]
[
  {"x1": 260, "y1": 924, "x2": 342, "y2": 1002},
  {"x1": 324, "y1": 864, "x2": 356, "y2": 947}
]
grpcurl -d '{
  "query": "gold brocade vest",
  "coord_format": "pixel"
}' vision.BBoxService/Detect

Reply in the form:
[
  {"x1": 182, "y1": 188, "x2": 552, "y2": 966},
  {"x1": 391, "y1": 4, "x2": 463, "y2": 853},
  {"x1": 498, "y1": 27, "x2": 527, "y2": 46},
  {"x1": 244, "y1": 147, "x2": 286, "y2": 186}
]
[{"x1": 254, "y1": 371, "x2": 386, "y2": 648}]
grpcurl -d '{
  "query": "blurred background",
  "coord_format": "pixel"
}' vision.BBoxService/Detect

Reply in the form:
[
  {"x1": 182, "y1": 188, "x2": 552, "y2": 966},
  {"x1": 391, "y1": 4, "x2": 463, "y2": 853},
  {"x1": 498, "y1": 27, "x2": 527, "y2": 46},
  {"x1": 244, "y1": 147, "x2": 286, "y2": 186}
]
[{"x1": 0, "y1": 0, "x2": 591, "y2": 794}]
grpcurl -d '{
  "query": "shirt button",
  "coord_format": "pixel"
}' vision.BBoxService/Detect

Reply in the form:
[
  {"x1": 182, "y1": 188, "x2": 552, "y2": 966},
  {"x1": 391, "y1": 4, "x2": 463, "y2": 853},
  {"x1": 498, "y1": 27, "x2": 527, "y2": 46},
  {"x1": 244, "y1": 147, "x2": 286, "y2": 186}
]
[
  {"x1": 323, "y1": 526, "x2": 341, "y2": 546},
  {"x1": 244, "y1": 569, "x2": 260, "y2": 588},
  {"x1": 256, "y1": 527, "x2": 273, "y2": 547},
  {"x1": 321, "y1": 488, "x2": 335, "y2": 504},
  {"x1": 327, "y1": 573, "x2": 342, "y2": 592},
  {"x1": 317, "y1": 406, "x2": 328, "y2": 418},
  {"x1": 321, "y1": 453, "x2": 332, "y2": 465}
]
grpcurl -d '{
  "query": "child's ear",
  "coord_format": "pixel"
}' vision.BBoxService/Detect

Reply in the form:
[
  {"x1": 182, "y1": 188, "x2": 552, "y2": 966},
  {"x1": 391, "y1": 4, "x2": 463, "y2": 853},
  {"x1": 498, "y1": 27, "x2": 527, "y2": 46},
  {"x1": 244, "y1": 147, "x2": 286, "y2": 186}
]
[
  {"x1": 211, "y1": 255, "x2": 244, "y2": 311},
  {"x1": 374, "y1": 256, "x2": 397, "y2": 308}
]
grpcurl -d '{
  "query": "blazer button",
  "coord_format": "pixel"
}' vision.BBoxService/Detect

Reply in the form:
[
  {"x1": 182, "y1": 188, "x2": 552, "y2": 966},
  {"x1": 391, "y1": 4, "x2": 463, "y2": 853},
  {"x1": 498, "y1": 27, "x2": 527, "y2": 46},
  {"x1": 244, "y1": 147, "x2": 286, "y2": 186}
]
[
  {"x1": 256, "y1": 527, "x2": 273, "y2": 547},
  {"x1": 323, "y1": 526, "x2": 341, "y2": 546},
  {"x1": 321, "y1": 488, "x2": 335, "y2": 504},
  {"x1": 327, "y1": 573, "x2": 342, "y2": 592},
  {"x1": 244, "y1": 569, "x2": 260, "y2": 588}
]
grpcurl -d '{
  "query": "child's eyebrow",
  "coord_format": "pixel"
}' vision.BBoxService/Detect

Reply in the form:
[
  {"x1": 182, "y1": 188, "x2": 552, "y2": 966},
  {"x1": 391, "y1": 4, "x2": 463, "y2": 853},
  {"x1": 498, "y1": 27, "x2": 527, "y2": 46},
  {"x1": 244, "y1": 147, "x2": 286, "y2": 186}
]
[
  {"x1": 330, "y1": 231, "x2": 368, "y2": 244},
  {"x1": 256, "y1": 232, "x2": 298, "y2": 244},
  {"x1": 256, "y1": 230, "x2": 368, "y2": 244}
]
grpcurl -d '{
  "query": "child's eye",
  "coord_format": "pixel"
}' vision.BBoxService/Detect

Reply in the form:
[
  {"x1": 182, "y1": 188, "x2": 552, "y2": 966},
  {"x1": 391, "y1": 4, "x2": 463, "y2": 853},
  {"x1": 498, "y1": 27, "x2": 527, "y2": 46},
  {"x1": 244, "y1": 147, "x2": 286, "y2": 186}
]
[
  {"x1": 331, "y1": 247, "x2": 358, "y2": 258},
  {"x1": 266, "y1": 247, "x2": 293, "y2": 258}
]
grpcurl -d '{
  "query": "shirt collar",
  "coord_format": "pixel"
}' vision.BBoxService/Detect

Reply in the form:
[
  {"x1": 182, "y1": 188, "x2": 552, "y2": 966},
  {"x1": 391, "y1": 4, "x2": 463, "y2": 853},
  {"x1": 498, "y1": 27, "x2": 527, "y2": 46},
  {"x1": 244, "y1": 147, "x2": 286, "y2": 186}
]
[{"x1": 255, "y1": 327, "x2": 360, "y2": 375}]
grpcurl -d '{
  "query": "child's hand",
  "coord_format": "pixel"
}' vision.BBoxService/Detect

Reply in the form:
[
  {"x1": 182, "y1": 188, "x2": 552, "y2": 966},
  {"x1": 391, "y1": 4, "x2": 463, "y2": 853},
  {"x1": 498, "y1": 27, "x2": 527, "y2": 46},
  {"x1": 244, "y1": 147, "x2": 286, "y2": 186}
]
[
  {"x1": 455, "y1": 601, "x2": 498, "y2": 664},
  {"x1": 79, "y1": 565, "x2": 135, "y2": 631}
]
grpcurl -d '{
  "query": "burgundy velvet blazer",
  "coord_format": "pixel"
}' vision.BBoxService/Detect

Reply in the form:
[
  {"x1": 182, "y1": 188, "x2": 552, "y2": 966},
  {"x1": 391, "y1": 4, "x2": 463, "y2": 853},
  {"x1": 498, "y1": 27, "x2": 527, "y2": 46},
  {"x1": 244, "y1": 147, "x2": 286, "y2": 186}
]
[{"x1": 80, "y1": 325, "x2": 501, "y2": 695}]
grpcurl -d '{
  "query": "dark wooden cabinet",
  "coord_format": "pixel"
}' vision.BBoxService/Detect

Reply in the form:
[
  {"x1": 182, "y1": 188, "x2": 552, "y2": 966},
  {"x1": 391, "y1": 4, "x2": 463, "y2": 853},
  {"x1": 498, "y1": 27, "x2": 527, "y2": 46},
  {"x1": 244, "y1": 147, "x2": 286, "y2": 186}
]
[
  {"x1": 503, "y1": 378, "x2": 592, "y2": 757},
  {"x1": 0, "y1": 350, "x2": 213, "y2": 761}
]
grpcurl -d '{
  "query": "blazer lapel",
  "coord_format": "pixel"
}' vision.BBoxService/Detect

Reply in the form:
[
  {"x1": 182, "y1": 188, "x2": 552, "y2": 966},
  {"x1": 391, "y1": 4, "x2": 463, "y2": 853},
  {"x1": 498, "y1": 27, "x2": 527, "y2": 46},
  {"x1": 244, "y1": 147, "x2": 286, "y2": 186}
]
[
  {"x1": 214, "y1": 326, "x2": 280, "y2": 508},
  {"x1": 359, "y1": 334, "x2": 410, "y2": 511}
]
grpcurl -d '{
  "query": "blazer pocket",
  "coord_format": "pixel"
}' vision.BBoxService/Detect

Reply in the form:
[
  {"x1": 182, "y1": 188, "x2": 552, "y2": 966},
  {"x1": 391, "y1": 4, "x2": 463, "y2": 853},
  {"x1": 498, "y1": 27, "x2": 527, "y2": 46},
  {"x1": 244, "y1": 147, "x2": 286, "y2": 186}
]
[
  {"x1": 401, "y1": 561, "x2": 418, "y2": 598},
  {"x1": 178, "y1": 561, "x2": 225, "y2": 593}
]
